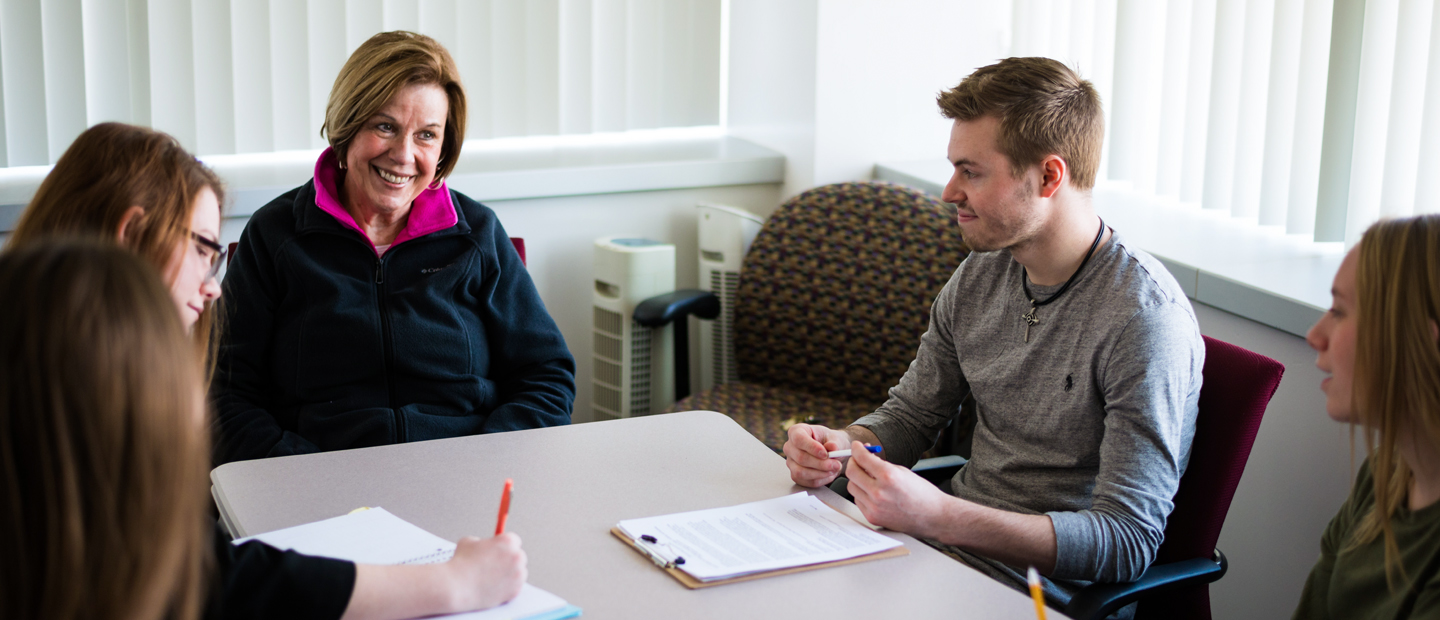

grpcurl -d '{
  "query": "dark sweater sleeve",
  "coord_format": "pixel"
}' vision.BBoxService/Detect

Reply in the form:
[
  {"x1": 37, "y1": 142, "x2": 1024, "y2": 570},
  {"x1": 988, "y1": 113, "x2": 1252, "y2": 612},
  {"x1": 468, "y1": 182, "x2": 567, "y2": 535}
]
[
  {"x1": 470, "y1": 203, "x2": 576, "y2": 433},
  {"x1": 210, "y1": 523, "x2": 355, "y2": 620},
  {"x1": 214, "y1": 191, "x2": 323, "y2": 464}
]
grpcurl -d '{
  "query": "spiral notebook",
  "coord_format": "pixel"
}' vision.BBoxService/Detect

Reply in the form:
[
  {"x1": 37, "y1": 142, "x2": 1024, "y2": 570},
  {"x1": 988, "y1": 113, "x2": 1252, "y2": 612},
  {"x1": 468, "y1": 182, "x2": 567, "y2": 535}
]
[{"x1": 235, "y1": 507, "x2": 580, "y2": 620}]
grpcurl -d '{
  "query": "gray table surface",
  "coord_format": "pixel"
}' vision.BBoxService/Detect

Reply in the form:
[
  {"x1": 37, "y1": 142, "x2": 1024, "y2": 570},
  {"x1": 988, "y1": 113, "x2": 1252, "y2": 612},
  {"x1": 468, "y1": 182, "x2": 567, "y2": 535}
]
[{"x1": 211, "y1": 410, "x2": 1060, "y2": 619}]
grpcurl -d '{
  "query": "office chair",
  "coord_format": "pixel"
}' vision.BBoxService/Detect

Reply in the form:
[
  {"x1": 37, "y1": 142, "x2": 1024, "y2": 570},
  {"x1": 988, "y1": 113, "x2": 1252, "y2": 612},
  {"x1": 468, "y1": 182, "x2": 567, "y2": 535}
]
[
  {"x1": 913, "y1": 335, "x2": 1284, "y2": 620},
  {"x1": 643, "y1": 181, "x2": 970, "y2": 451}
]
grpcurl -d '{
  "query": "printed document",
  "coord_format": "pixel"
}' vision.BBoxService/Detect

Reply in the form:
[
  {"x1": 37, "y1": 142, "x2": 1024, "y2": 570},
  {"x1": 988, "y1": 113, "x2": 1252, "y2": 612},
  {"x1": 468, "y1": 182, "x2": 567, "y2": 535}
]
[
  {"x1": 236, "y1": 507, "x2": 577, "y2": 620},
  {"x1": 616, "y1": 492, "x2": 903, "y2": 582}
]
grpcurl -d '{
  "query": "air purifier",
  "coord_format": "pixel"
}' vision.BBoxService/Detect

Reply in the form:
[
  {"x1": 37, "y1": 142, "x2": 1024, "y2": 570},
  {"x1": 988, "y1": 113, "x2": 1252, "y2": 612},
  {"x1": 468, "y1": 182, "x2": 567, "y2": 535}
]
[
  {"x1": 592, "y1": 237, "x2": 676, "y2": 421},
  {"x1": 696, "y1": 203, "x2": 763, "y2": 393}
]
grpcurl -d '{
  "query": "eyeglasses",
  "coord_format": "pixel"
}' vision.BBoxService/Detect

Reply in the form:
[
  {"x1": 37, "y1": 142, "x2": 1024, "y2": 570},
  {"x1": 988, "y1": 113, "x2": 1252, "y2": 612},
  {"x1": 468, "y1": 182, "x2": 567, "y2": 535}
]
[{"x1": 191, "y1": 231, "x2": 227, "y2": 281}]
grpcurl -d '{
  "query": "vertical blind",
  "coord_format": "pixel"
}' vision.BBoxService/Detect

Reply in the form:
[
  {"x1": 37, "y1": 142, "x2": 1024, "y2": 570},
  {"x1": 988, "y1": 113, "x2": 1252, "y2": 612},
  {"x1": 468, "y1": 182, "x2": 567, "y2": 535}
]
[
  {"x1": 1013, "y1": 0, "x2": 1440, "y2": 245},
  {"x1": 0, "y1": 0, "x2": 721, "y2": 167}
]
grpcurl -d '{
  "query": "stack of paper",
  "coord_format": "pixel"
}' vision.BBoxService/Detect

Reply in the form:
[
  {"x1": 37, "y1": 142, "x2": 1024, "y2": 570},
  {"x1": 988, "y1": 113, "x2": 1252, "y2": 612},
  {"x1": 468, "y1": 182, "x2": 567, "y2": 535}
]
[
  {"x1": 237, "y1": 508, "x2": 580, "y2": 620},
  {"x1": 616, "y1": 492, "x2": 904, "y2": 583}
]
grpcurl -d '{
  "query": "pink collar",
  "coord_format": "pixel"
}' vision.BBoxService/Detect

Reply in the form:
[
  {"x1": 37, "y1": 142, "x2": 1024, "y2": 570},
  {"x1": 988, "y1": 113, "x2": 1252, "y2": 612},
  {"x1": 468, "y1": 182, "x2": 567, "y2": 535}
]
[{"x1": 312, "y1": 148, "x2": 458, "y2": 253}]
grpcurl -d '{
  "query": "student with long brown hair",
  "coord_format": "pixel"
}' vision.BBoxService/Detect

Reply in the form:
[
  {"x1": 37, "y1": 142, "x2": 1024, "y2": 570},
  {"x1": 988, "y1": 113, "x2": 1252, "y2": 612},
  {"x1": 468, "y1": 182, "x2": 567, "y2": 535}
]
[
  {"x1": 6, "y1": 124, "x2": 527, "y2": 619},
  {"x1": 8, "y1": 121, "x2": 226, "y2": 362},
  {"x1": 0, "y1": 240, "x2": 211, "y2": 620},
  {"x1": 1296, "y1": 214, "x2": 1440, "y2": 617}
]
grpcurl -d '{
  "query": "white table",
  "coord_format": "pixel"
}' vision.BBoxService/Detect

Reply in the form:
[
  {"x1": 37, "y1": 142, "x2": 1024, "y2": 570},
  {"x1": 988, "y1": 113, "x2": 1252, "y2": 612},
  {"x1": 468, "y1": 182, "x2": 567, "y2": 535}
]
[{"x1": 212, "y1": 410, "x2": 1059, "y2": 619}]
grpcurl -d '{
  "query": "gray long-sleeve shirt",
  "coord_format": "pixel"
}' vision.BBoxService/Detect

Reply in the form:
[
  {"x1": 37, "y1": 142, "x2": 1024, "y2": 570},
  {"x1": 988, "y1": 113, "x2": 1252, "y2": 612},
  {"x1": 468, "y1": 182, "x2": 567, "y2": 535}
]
[{"x1": 854, "y1": 229, "x2": 1203, "y2": 599}]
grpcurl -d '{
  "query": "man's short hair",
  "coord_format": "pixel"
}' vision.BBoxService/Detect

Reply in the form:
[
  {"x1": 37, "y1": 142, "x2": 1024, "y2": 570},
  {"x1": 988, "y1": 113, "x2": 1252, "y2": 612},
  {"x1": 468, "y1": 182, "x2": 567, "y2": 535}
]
[{"x1": 937, "y1": 57, "x2": 1103, "y2": 190}]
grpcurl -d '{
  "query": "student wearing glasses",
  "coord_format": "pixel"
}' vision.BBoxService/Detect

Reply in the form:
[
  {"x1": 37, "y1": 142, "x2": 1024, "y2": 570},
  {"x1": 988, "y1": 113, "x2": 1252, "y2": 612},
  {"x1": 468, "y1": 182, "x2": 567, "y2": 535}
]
[
  {"x1": 6, "y1": 123, "x2": 526, "y2": 620},
  {"x1": 10, "y1": 122, "x2": 226, "y2": 361}
]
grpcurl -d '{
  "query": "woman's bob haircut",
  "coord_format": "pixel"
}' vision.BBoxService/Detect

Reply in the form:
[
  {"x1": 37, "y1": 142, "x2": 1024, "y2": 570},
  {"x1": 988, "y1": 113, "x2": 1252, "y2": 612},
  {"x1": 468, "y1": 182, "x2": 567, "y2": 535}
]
[{"x1": 322, "y1": 30, "x2": 467, "y2": 182}]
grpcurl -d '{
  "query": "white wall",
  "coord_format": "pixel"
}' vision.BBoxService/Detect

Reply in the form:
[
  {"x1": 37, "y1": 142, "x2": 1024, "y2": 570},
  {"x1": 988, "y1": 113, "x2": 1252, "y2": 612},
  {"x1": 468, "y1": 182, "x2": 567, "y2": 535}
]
[
  {"x1": 728, "y1": 0, "x2": 1011, "y2": 199},
  {"x1": 811, "y1": 1, "x2": 1009, "y2": 186},
  {"x1": 726, "y1": 0, "x2": 819, "y2": 199},
  {"x1": 221, "y1": 182, "x2": 785, "y2": 426},
  {"x1": 1194, "y1": 301, "x2": 1351, "y2": 620}
]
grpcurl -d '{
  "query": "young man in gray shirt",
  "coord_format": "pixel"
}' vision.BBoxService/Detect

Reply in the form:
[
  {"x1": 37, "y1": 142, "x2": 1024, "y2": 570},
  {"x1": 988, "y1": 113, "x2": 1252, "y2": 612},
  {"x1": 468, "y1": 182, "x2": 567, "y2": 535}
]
[{"x1": 783, "y1": 58, "x2": 1204, "y2": 614}]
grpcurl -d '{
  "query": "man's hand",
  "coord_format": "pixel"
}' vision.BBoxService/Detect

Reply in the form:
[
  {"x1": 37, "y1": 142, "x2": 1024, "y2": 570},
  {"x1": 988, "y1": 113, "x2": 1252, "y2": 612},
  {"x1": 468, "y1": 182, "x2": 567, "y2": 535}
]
[
  {"x1": 845, "y1": 441, "x2": 954, "y2": 537},
  {"x1": 444, "y1": 533, "x2": 527, "y2": 611},
  {"x1": 783, "y1": 424, "x2": 852, "y2": 487}
]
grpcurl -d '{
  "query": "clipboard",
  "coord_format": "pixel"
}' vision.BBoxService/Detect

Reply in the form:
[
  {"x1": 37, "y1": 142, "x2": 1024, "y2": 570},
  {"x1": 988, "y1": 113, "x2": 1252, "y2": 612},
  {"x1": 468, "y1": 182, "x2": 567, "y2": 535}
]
[{"x1": 610, "y1": 526, "x2": 910, "y2": 589}]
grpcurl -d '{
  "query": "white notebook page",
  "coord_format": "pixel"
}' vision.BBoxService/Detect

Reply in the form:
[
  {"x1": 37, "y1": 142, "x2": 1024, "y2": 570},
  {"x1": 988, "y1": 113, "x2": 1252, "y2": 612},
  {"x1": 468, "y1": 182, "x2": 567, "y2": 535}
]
[{"x1": 235, "y1": 507, "x2": 571, "y2": 620}]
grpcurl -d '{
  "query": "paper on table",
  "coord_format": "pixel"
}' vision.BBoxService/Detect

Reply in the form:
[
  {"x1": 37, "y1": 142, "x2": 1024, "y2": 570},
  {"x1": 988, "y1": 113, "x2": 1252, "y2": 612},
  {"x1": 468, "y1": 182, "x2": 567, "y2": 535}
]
[
  {"x1": 236, "y1": 507, "x2": 576, "y2": 620},
  {"x1": 616, "y1": 492, "x2": 903, "y2": 582},
  {"x1": 234, "y1": 507, "x2": 454, "y2": 565}
]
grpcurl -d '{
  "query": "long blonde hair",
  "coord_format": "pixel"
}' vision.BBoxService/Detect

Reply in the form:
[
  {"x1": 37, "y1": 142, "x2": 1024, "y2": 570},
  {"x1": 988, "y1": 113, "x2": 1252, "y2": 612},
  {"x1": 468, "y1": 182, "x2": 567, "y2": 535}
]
[
  {"x1": 0, "y1": 240, "x2": 211, "y2": 620},
  {"x1": 1349, "y1": 214, "x2": 1440, "y2": 586},
  {"x1": 8, "y1": 122, "x2": 227, "y2": 381}
]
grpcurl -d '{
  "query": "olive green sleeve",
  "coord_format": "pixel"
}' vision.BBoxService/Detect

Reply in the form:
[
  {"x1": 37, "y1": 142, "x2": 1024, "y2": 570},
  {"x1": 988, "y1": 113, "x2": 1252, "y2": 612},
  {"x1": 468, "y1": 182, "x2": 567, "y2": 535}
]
[{"x1": 1292, "y1": 462, "x2": 1371, "y2": 620}]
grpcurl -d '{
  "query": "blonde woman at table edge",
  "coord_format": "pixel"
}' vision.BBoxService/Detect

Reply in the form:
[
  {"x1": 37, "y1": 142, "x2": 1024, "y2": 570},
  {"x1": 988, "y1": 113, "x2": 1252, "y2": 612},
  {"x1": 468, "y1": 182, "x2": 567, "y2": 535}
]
[
  {"x1": 3, "y1": 129, "x2": 526, "y2": 619},
  {"x1": 1294, "y1": 214, "x2": 1440, "y2": 618}
]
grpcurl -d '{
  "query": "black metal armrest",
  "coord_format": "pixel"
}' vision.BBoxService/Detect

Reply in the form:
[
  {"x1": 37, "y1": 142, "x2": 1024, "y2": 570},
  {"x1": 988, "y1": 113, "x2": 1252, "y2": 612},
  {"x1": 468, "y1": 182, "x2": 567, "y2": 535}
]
[
  {"x1": 1064, "y1": 549, "x2": 1229, "y2": 620},
  {"x1": 633, "y1": 290, "x2": 721, "y2": 402},
  {"x1": 634, "y1": 289, "x2": 720, "y2": 327},
  {"x1": 912, "y1": 455, "x2": 966, "y2": 487}
]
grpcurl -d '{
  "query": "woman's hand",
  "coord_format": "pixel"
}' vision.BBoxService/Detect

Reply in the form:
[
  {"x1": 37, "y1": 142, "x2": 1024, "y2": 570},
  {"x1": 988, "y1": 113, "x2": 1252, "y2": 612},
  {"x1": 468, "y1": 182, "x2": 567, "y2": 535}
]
[
  {"x1": 341, "y1": 533, "x2": 528, "y2": 620},
  {"x1": 442, "y1": 533, "x2": 528, "y2": 612}
]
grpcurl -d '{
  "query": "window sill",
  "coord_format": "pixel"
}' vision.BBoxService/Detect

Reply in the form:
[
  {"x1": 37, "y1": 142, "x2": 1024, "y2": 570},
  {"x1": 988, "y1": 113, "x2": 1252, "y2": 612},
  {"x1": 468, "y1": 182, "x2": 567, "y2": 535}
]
[
  {"x1": 875, "y1": 159, "x2": 1338, "y2": 338},
  {"x1": 0, "y1": 129, "x2": 786, "y2": 231}
]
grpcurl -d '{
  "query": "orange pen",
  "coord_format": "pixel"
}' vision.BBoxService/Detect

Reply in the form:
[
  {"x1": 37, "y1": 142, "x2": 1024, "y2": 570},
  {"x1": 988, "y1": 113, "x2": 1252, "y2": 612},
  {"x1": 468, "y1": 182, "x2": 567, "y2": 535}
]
[{"x1": 495, "y1": 478, "x2": 513, "y2": 536}]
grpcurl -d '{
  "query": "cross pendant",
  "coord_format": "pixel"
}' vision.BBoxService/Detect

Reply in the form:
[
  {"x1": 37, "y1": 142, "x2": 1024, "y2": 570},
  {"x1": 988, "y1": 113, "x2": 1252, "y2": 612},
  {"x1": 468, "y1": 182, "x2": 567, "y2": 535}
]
[{"x1": 1022, "y1": 305, "x2": 1039, "y2": 343}]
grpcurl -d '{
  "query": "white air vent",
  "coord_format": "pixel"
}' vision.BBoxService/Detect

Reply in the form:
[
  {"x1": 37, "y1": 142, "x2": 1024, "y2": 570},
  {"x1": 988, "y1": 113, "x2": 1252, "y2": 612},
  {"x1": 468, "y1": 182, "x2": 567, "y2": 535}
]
[
  {"x1": 591, "y1": 237, "x2": 675, "y2": 421},
  {"x1": 696, "y1": 203, "x2": 763, "y2": 392}
]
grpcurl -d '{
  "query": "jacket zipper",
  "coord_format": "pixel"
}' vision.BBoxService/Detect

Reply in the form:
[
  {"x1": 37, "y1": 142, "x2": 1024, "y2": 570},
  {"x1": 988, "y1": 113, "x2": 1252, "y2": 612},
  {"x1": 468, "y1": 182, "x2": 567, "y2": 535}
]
[{"x1": 374, "y1": 255, "x2": 404, "y2": 442}]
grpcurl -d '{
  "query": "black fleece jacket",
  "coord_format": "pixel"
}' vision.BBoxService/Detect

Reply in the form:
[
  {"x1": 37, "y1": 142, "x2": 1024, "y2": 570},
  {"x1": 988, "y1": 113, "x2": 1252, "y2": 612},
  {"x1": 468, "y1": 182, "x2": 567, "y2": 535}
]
[{"x1": 213, "y1": 181, "x2": 575, "y2": 465}]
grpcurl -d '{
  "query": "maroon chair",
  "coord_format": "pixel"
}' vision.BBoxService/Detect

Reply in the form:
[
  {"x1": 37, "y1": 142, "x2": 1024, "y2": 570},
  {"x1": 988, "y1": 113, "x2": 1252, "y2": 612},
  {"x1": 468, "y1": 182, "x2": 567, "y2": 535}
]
[{"x1": 1064, "y1": 335, "x2": 1285, "y2": 620}]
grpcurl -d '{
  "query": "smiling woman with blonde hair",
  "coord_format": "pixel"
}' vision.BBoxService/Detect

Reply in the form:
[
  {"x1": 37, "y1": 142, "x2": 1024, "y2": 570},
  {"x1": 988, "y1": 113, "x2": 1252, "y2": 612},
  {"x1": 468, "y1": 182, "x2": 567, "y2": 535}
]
[
  {"x1": 215, "y1": 30, "x2": 574, "y2": 465},
  {"x1": 1296, "y1": 214, "x2": 1440, "y2": 618}
]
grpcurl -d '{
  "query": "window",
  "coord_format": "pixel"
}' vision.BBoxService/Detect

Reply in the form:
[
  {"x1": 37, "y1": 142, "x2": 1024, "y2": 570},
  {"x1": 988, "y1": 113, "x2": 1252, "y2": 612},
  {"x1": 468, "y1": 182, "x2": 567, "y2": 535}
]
[
  {"x1": 0, "y1": 0, "x2": 721, "y2": 166},
  {"x1": 1012, "y1": 0, "x2": 1440, "y2": 245}
]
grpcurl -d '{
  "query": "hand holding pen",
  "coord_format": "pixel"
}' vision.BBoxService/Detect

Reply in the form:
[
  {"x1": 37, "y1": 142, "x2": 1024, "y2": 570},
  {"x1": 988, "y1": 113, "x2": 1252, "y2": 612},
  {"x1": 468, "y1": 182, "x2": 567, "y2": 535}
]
[
  {"x1": 782, "y1": 423, "x2": 884, "y2": 488},
  {"x1": 431, "y1": 479, "x2": 526, "y2": 612}
]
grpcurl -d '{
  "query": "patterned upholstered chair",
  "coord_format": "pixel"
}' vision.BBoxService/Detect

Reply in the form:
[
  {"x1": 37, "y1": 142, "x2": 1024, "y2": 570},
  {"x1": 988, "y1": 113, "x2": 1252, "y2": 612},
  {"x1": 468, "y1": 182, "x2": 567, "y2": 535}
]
[{"x1": 666, "y1": 181, "x2": 970, "y2": 451}]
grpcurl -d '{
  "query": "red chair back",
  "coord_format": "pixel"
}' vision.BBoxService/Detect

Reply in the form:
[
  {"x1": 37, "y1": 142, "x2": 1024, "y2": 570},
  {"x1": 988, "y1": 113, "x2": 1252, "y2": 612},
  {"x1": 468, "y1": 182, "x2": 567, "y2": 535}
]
[
  {"x1": 511, "y1": 237, "x2": 525, "y2": 265},
  {"x1": 1137, "y1": 336, "x2": 1284, "y2": 620}
]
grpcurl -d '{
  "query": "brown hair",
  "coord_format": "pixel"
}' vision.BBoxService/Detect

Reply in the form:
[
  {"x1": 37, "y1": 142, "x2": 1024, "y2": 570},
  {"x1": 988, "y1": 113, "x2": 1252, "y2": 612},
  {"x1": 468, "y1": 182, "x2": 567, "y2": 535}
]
[
  {"x1": 8, "y1": 122, "x2": 227, "y2": 379},
  {"x1": 1348, "y1": 214, "x2": 1440, "y2": 587},
  {"x1": 0, "y1": 240, "x2": 211, "y2": 620},
  {"x1": 322, "y1": 30, "x2": 467, "y2": 181},
  {"x1": 936, "y1": 57, "x2": 1104, "y2": 190}
]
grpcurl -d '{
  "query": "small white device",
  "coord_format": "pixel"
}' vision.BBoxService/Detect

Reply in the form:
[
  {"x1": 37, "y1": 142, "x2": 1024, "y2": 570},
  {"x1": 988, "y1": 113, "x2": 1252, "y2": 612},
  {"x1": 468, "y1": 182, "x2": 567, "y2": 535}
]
[{"x1": 591, "y1": 237, "x2": 676, "y2": 420}]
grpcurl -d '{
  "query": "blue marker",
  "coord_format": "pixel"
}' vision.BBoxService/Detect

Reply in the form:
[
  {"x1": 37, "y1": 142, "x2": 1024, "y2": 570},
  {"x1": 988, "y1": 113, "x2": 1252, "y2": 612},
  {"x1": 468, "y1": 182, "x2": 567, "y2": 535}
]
[{"x1": 828, "y1": 446, "x2": 882, "y2": 459}]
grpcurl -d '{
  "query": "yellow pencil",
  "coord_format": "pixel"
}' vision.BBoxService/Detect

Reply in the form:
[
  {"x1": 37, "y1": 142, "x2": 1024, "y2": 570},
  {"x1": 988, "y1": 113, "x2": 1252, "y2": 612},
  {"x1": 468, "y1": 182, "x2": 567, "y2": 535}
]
[{"x1": 1027, "y1": 566, "x2": 1047, "y2": 620}]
